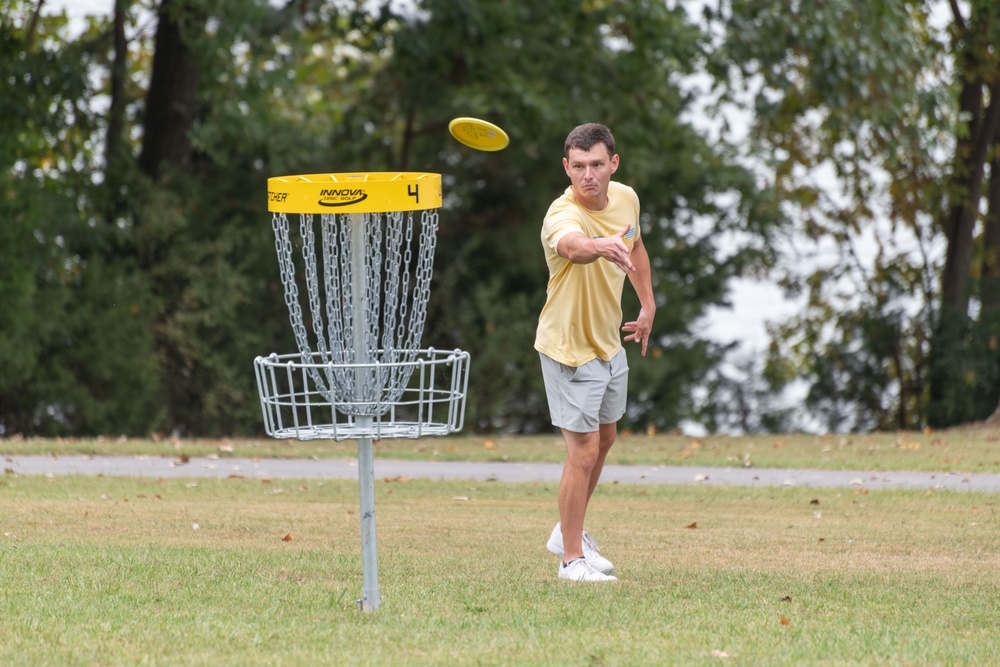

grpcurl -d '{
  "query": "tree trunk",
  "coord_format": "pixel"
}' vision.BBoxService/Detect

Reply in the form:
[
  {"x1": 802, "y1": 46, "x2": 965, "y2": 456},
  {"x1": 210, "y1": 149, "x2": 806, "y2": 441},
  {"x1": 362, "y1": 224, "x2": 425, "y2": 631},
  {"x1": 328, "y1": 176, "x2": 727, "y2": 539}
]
[
  {"x1": 981, "y1": 149, "x2": 1000, "y2": 309},
  {"x1": 138, "y1": 0, "x2": 201, "y2": 182},
  {"x1": 981, "y1": 141, "x2": 1000, "y2": 420},
  {"x1": 103, "y1": 0, "x2": 130, "y2": 220},
  {"x1": 938, "y1": 85, "x2": 1000, "y2": 317}
]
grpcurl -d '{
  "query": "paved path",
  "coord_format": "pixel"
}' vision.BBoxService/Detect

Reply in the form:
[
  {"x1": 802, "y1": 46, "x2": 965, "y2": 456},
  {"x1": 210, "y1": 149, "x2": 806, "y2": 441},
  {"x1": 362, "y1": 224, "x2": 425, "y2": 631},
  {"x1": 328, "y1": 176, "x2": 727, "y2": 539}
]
[{"x1": 4, "y1": 455, "x2": 999, "y2": 492}]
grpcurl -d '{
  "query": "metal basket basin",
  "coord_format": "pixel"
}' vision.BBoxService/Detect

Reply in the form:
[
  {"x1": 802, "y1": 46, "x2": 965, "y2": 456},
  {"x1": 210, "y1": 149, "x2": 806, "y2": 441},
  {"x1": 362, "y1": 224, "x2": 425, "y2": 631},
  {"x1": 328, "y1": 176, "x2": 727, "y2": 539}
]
[{"x1": 254, "y1": 348, "x2": 470, "y2": 441}]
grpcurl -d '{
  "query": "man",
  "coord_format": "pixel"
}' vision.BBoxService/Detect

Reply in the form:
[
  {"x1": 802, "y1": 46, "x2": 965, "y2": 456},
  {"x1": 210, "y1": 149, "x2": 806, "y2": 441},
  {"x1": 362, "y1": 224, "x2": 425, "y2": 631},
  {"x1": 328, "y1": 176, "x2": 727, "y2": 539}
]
[{"x1": 535, "y1": 123, "x2": 656, "y2": 582}]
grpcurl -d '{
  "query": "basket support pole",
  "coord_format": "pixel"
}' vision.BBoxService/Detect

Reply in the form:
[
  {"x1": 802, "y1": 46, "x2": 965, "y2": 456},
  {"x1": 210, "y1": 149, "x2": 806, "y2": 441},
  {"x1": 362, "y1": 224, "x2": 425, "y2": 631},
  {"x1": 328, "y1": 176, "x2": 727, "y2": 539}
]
[
  {"x1": 357, "y1": 423, "x2": 379, "y2": 612},
  {"x1": 349, "y1": 213, "x2": 381, "y2": 612}
]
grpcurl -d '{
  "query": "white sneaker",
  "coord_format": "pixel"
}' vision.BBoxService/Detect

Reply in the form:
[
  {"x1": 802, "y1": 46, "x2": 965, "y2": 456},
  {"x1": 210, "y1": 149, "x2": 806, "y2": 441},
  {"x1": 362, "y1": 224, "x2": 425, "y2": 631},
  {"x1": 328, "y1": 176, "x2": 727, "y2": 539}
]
[
  {"x1": 558, "y1": 557, "x2": 618, "y2": 582},
  {"x1": 546, "y1": 522, "x2": 615, "y2": 574}
]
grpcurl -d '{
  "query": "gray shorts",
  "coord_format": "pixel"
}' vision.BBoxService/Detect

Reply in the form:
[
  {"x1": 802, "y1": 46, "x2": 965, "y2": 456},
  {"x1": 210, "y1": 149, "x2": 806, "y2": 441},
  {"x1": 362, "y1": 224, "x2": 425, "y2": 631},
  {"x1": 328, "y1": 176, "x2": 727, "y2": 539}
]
[{"x1": 539, "y1": 349, "x2": 629, "y2": 433}]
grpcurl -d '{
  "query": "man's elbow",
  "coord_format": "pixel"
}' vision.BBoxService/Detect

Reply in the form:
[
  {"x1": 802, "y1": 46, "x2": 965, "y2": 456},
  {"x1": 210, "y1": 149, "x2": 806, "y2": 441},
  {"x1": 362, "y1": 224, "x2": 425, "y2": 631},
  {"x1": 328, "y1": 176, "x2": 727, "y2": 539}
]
[{"x1": 557, "y1": 238, "x2": 596, "y2": 264}]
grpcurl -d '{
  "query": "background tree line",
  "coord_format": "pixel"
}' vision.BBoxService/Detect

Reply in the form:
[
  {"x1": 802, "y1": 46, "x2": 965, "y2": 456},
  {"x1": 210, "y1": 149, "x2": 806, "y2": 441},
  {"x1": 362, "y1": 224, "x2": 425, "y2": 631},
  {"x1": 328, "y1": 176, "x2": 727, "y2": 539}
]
[{"x1": 1, "y1": 0, "x2": 997, "y2": 437}]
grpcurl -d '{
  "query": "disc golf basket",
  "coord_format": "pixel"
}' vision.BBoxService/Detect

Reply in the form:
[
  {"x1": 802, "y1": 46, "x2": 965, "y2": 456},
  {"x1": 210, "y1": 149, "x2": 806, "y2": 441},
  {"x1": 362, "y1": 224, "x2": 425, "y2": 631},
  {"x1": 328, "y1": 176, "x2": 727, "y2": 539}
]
[{"x1": 254, "y1": 172, "x2": 470, "y2": 612}]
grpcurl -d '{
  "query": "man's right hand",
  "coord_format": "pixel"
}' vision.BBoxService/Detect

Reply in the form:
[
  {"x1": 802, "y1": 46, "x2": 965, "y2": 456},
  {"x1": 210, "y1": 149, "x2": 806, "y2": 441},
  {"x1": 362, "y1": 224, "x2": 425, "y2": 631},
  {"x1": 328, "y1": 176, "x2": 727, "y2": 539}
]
[{"x1": 557, "y1": 225, "x2": 636, "y2": 273}]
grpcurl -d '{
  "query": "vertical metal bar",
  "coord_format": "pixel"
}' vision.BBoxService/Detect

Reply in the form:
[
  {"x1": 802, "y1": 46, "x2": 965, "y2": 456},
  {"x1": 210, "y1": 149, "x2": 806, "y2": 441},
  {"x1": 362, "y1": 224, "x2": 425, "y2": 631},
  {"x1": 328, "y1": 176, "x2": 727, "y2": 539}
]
[
  {"x1": 350, "y1": 213, "x2": 380, "y2": 612},
  {"x1": 356, "y1": 424, "x2": 379, "y2": 611}
]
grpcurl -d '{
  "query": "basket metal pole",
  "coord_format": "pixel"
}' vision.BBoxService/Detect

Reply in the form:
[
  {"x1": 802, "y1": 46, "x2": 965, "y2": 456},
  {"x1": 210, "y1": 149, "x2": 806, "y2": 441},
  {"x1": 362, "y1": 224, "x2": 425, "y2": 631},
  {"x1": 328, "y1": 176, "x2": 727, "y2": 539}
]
[
  {"x1": 350, "y1": 213, "x2": 381, "y2": 613},
  {"x1": 357, "y1": 426, "x2": 378, "y2": 611}
]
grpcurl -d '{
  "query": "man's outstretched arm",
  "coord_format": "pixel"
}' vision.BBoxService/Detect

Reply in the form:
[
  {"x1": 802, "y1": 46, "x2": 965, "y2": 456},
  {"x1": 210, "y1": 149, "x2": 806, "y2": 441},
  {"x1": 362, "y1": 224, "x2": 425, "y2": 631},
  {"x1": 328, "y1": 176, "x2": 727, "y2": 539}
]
[{"x1": 556, "y1": 226, "x2": 636, "y2": 273}]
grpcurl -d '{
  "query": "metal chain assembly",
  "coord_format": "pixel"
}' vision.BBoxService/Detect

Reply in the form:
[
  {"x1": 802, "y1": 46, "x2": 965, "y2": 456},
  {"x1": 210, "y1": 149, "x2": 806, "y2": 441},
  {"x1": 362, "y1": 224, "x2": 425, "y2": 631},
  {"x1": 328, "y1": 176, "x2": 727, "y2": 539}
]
[{"x1": 269, "y1": 209, "x2": 438, "y2": 416}]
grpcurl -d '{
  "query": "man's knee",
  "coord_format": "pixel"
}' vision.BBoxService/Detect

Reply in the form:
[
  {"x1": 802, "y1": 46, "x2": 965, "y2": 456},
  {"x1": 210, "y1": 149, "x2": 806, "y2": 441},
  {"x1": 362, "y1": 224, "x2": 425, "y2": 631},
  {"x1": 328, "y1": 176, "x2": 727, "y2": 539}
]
[
  {"x1": 598, "y1": 424, "x2": 617, "y2": 453},
  {"x1": 564, "y1": 431, "x2": 601, "y2": 469}
]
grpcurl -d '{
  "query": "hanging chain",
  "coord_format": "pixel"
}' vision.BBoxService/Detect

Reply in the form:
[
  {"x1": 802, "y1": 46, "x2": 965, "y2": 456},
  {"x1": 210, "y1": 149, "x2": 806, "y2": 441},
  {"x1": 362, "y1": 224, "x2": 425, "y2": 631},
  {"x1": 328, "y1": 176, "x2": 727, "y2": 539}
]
[{"x1": 271, "y1": 208, "x2": 439, "y2": 416}]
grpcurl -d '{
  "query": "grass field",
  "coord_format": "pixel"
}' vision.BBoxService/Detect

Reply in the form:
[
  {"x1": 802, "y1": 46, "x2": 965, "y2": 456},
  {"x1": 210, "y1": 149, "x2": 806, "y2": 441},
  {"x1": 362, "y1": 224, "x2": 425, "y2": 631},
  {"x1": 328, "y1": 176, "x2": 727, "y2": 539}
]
[
  {"x1": 1, "y1": 473, "x2": 997, "y2": 666},
  {"x1": 4, "y1": 428, "x2": 1000, "y2": 472}
]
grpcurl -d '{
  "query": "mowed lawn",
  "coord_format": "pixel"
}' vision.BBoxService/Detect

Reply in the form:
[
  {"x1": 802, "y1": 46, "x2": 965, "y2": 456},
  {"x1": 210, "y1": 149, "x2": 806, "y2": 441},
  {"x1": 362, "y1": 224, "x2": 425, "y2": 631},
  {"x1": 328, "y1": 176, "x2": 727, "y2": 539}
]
[{"x1": 0, "y1": 471, "x2": 997, "y2": 666}]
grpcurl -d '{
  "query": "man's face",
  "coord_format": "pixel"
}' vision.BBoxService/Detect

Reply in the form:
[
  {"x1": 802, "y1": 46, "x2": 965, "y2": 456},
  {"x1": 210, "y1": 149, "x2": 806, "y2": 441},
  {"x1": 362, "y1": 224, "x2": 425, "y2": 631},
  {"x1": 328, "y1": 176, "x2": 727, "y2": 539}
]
[{"x1": 563, "y1": 144, "x2": 619, "y2": 210}]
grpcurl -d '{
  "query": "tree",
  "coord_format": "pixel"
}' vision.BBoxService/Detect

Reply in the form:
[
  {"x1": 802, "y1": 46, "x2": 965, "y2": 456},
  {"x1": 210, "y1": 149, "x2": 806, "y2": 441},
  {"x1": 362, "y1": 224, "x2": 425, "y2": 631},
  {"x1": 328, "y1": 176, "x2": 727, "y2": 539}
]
[
  {"x1": 0, "y1": 2, "x2": 161, "y2": 435},
  {"x1": 930, "y1": 0, "x2": 1000, "y2": 426},
  {"x1": 709, "y1": 0, "x2": 1000, "y2": 430}
]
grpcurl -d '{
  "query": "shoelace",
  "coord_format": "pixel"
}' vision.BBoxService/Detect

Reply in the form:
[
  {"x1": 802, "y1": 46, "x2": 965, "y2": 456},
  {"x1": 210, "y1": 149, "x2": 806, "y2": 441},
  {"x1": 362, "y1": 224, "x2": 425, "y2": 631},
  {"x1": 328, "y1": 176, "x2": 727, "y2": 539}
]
[
  {"x1": 582, "y1": 531, "x2": 601, "y2": 553},
  {"x1": 570, "y1": 558, "x2": 600, "y2": 576}
]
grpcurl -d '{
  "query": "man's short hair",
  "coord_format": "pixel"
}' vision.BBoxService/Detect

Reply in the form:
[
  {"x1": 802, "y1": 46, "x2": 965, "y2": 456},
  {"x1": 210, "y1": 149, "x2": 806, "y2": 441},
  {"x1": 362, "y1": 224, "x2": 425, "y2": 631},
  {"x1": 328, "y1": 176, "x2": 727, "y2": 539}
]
[{"x1": 564, "y1": 123, "x2": 615, "y2": 158}]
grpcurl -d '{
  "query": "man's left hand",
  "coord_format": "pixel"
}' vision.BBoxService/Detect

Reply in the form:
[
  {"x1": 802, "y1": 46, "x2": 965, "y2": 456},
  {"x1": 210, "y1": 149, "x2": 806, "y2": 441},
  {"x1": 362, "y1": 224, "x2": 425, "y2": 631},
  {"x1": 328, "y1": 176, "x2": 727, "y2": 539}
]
[{"x1": 622, "y1": 308, "x2": 654, "y2": 356}]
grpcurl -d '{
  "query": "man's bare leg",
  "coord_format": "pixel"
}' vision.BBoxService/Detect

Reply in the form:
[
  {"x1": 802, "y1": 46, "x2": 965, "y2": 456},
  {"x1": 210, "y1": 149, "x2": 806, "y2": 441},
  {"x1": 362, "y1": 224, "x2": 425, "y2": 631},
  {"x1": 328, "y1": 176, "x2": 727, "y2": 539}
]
[
  {"x1": 585, "y1": 422, "x2": 618, "y2": 506},
  {"x1": 557, "y1": 429, "x2": 600, "y2": 562}
]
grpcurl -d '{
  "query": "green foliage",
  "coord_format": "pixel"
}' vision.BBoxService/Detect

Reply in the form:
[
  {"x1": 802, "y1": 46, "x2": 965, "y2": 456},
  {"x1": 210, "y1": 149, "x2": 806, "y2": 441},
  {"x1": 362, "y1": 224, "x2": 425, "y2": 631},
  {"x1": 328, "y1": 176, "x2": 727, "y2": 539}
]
[
  {"x1": 708, "y1": 0, "x2": 1000, "y2": 430},
  {"x1": 0, "y1": 3, "x2": 162, "y2": 435},
  {"x1": 2, "y1": 0, "x2": 780, "y2": 436}
]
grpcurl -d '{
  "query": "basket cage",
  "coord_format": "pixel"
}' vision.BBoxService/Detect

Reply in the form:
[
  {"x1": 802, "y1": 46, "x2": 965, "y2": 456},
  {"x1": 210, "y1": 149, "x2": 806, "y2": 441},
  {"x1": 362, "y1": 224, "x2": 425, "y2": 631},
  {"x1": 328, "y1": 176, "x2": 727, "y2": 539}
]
[
  {"x1": 256, "y1": 205, "x2": 469, "y2": 441},
  {"x1": 254, "y1": 348, "x2": 470, "y2": 442}
]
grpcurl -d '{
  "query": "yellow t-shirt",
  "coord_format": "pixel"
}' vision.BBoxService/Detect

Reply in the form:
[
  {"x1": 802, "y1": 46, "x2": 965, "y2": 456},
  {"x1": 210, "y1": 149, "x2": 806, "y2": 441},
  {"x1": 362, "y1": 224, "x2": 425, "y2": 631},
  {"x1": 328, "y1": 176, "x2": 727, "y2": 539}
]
[{"x1": 534, "y1": 181, "x2": 640, "y2": 367}]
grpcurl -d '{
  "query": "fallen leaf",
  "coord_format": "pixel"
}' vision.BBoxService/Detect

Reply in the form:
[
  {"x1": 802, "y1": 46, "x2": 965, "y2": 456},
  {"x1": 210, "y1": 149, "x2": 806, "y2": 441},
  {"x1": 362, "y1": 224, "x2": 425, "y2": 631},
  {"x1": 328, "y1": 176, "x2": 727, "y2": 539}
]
[
  {"x1": 483, "y1": 439, "x2": 496, "y2": 449},
  {"x1": 809, "y1": 499, "x2": 820, "y2": 505},
  {"x1": 282, "y1": 534, "x2": 293, "y2": 542},
  {"x1": 384, "y1": 475, "x2": 411, "y2": 482},
  {"x1": 780, "y1": 596, "x2": 792, "y2": 602},
  {"x1": 818, "y1": 538, "x2": 826, "y2": 542},
  {"x1": 711, "y1": 649, "x2": 729, "y2": 658},
  {"x1": 685, "y1": 522, "x2": 698, "y2": 529},
  {"x1": 780, "y1": 616, "x2": 790, "y2": 625}
]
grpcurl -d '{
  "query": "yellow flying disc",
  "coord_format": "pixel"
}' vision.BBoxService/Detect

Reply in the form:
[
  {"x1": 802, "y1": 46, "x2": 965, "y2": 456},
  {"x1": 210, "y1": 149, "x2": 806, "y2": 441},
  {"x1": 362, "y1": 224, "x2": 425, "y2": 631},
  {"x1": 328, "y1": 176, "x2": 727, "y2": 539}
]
[{"x1": 448, "y1": 117, "x2": 509, "y2": 151}]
